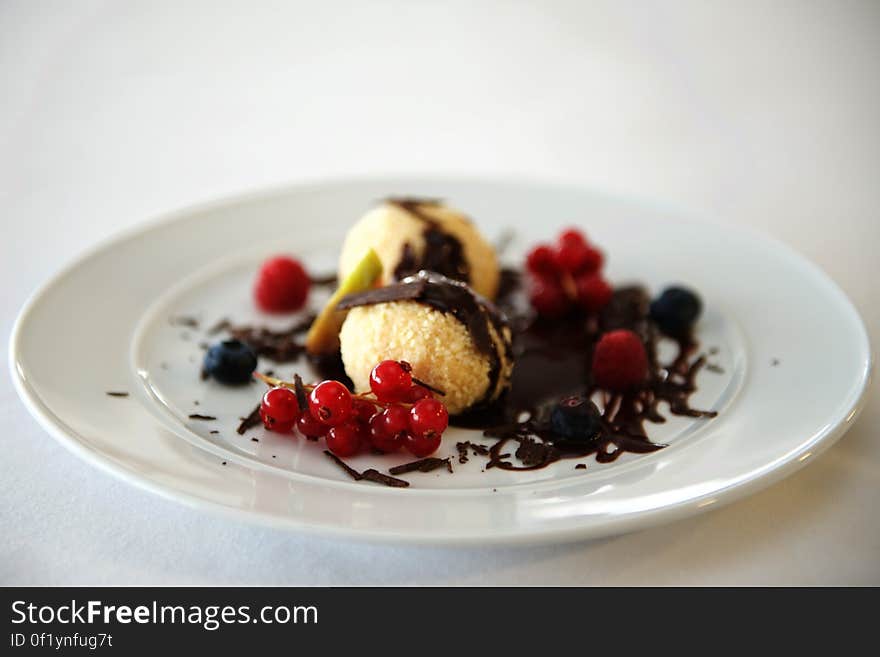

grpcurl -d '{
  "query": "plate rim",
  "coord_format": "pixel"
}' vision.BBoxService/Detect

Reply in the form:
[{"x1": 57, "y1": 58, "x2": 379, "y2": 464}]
[{"x1": 8, "y1": 175, "x2": 875, "y2": 545}]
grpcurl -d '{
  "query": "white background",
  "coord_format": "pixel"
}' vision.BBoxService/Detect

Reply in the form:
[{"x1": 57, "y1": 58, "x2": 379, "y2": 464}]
[{"x1": 2, "y1": 0, "x2": 878, "y2": 585}]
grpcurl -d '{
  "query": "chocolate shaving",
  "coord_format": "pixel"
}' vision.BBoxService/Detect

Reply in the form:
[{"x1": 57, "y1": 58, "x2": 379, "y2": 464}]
[
  {"x1": 105, "y1": 391, "x2": 129, "y2": 397},
  {"x1": 323, "y1": 451, "x2": 410, "y2": 487},
  {"x1": 322, "y1": 450, "x2": 363, "y2": 481},
  {"x1": 170, "y1": 316, "x2": 199, "y2": 328},
  {"x1": 389, "y1": 457, "x2": 453, "y2": 475},
  {"x1": 207, "y1": 318, "x2": 231, "y2": 335},
  {"x1": 575, "y1": 463, "x2": 587, "y2": 470},
  {"x1": 236, "y1": 404, "x2": 262, "y2": 435},
  {"x1": 293, "y1": 374, "x2": 308, "y2": 412},
  {"x1": 188, "y1": 413, "x2": 216, "y2": 421},
  {"x1": 336, "y1": 280, "x2": 426, "y2": 310},
  {"x1": 361, "y1": 469, "x2": 410, "y2": 488},
  {"x1": 228, "y1": 315, "x2": 316, "y2": 362}
]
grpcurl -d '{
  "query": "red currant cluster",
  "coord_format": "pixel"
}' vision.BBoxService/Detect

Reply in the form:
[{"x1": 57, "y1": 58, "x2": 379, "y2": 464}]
[
  {"x1": 258, "y1": 360, "x2": 449, "y2": 458},
  {"x1": 525, "y1": 228, "x2": 612, "y2": 317}
]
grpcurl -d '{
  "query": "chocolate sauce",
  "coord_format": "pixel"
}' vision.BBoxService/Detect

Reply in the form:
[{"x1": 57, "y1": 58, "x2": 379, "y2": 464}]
[
  {"x1": 457, "y1": 285, "x2": 717, "y2": 468},
  {"x1": 387, "y1": 198, "x2": 471, "y2": 285}
]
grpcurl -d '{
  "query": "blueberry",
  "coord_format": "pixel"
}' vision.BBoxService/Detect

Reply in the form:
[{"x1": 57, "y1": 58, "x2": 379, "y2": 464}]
[
  {"x1": 550, "y1": 396, "x2": 602, "y2": 442},
  {"x1": 203, "y1": 339, "x2": 257, "y2": 385},
  {"x1": 649, "y1": 286, "x2": 702, "y2": 337}
]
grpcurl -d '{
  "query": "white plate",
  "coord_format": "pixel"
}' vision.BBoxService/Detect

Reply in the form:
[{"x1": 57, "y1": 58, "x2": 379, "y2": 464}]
[{"x1": 9, "y1": 178, "x2": 872, "y2": 544}]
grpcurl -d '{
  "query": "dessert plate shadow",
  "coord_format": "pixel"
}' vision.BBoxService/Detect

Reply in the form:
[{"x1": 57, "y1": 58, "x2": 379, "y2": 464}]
[{"x1": 9, "y1": 177, "x2": 872, "y2": 544}]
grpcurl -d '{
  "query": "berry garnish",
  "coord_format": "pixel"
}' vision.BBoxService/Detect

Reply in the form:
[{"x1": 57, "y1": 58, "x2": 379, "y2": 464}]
[
  {"x1": 351, "y1": 397, "x2": 377, "y2": 423},
  {"x1": 591, "y1": 329, "x2": 649, "y2": 390},
  {"x1": 575, "y1": 273, "x2": 612, "y2": 312},
  {"x1": 369, "y1": 360, "x2": 413, "y2": 402},
  {"x1": 404, "y1": 385, "x2": 434, "y2": 403},
  {"x1": 404, "y1": 432, "x2": 442, "y2": 458},
  {"x1": 297, "y1": 411, "x2": 327, "y2": 439},
  {"x1": 529, "y1": 276, "x2": 569, "y2": 317},
  {"x1": 259, "y1": 387, "x2": 300, "y2": 433},
  {"x1": 203, "y1": 339, "x2": 258, "y2": 385},
  {"x1": 555, "y1": 240, "x2": 592, "y2": 273},
  {"x1": 526, "y1": 227, "x2": 607, "y2": 317},
  {"x1": 308, "y1": 380, "x2": 353, "y2": 426},
  {"x1": 550, "y1": 395, "x2": 602, "y2": 442},
  {"x1": 649, "y1": 286, "x2": 702, "y2": 337},
  {"x1": 254, "y1": 256, "x2": 311, "y2": 313},
  {"x1": 526, "y1": 245, "x2": 559, "y2": 276},
  {"x1": 369, "y1": 407, "x2": 409, "y2": 453},
  {"x1": 558, "y1": 228, "x2": 587, "y2": 246},
  {"x1": 326, "y1": 422, "x2": 362, "y2": 457},
  {"x1": 409, "y1": 398, "x2": 449, "y2": 440}
]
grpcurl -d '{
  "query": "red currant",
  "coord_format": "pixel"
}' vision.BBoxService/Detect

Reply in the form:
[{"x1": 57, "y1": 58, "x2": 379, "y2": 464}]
[
  {"x1": 403, "y1": 385, "x2": 434, "y2": 403},
  {"x1": 326, "y1": 422, "x2": 362, "y2": 457},
  {"x1": 297, "y1": 411, "x2": 327, "y2": 438},
  {"x1": 409, "y1": 398, "x2": 449, "y2": 440},
  {"x1": 308, "y1": 380, "x2": 353, "y2": 426},
  {"x1": 404, "y1": 432, "x2": 442, "y2": 458},
  {"x1": 525, "y1": 245, "x2": 558, "y2": 276},
  {"x1": 254, "y1": 256, "x2": 311, "y2": 313},
  {"x1": 369, "y1": 360, "x2": 413, "y2": 402},
  {"x1": 259, "y1": 387, "x2": 300, "y2": 432},
  {"x1": 529, "y1": 275, "x2": 569, "y2": 317},
  {"x1": 575, "y1": 273, "x2": 613, "y2": 312},
  {"x1": 368, "y1": 407, "x2": 408, "y2": 453},
  {"x1": 351, "y1": 397, "x2": 377, "y2": 423}
]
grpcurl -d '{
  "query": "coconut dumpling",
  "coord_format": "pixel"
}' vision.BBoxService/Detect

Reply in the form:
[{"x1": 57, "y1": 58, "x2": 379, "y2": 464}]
[
  {"x1": 338, "y1": 198, "x2": 500, "y2": 300},
  {"x1": 337, "y1": 272, "x2": 514, "y2": 415}
]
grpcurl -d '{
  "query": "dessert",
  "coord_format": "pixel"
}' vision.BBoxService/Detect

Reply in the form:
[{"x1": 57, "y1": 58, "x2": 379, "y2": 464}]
[
  {"x1": 337, "y1": 272, "x2": 514, "y2": 415},
  {"x1": 338, "y1": 198, "x2": 500, "y2": 299},
  {"x1": 179, "y1": 205, "x2": 720, "y2": 487}
]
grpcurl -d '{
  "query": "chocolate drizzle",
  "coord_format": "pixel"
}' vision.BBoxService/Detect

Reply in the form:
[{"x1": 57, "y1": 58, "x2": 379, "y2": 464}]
[
  {"x1": 386, "y1": 198, "x2": 471, "y2": 285},
  {"x1": 458, "y1": 285, "x2": 717, "y2": 468}
]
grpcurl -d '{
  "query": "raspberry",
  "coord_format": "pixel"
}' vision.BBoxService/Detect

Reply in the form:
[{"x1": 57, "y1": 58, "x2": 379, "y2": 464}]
[
  {"x1": 575, "y1": 273, "x2": 612, "y2": 312},
  {"x1": 558, "y1": 228, "x2": 587, "y2": 247},
  {"x1": 529, "y1": 276, "x2": 568, "y2": 317},
  {"x1": 254, "y1": 256, "x2": 311, "y2": 313},
  {"x1": 591, "y1": 330, "x2": 648, "y2": 391},
  {"x1": 526, "y1": 245, "x2": 558, "y2": 276}
]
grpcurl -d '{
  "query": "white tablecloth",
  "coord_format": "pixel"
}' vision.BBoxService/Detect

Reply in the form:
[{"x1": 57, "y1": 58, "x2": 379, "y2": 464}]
[{"x1": 2, "y1": 0, "x2": 878, "y2": 585}]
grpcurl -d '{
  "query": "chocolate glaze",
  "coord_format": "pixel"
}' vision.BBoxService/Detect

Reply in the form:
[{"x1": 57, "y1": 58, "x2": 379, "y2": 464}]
[
  {"x1": 456, "y1": 285, "x2": 717, "y2": 468},
  {"x1": 337, "y1": 272, "x2": 512, "y2": 406},
  {"x1": 386, "y1": 198, "x2": 471, "y2": 285}
]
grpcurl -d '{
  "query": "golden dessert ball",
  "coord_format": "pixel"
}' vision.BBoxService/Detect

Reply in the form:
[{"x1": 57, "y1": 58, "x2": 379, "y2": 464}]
[
  {"x1": 339, "y1": 300, "x2": 513, "y2": 415},
  {"x1": 338, "y1": 200, "x2": 500, "y2": 299}
]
